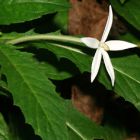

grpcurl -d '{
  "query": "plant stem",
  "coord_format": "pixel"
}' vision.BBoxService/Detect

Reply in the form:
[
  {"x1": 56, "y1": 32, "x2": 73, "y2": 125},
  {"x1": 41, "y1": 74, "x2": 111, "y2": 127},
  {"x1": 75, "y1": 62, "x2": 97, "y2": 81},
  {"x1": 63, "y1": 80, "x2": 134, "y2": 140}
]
[
  {"x1": 6, "y1": 34, "x2": 87, "y2": 55},
  {"x1": 6, "y1": 34, "x2": 81, "y2": 45}
]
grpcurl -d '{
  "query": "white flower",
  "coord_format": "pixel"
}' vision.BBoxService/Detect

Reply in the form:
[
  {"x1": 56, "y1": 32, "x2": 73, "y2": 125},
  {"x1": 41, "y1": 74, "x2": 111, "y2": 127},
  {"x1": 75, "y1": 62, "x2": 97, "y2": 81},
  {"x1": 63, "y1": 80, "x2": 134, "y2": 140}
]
[{"x1": 81, "y1": 5, "x2": 137, "y2": 86}]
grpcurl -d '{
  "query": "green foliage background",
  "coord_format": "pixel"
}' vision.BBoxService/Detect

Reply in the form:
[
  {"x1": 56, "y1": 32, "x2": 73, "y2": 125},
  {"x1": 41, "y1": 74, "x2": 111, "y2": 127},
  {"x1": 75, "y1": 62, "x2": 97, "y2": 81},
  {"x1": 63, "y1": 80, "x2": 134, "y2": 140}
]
[{"x1": 0, "y1": 0, "x2": 140, "y2": 139}]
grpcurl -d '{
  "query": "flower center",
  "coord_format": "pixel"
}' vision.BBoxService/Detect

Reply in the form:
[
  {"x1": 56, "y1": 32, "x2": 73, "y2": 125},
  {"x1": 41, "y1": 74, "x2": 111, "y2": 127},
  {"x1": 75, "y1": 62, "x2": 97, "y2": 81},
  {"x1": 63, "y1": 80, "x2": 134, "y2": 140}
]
[{"x1": 99, "y1": 43, "x2": 110, "y2": 51}]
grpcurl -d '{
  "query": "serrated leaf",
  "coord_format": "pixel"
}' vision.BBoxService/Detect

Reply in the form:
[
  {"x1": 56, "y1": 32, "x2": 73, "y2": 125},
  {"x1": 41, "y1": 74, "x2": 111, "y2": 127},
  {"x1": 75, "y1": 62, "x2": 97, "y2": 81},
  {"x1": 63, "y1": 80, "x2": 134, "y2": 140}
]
[
  {"x1": 4, "y1": 33, "x2": 140, "y2": 139},
  {"x1": 0, "y1": 44, "x2": 68, "y2": 140},
  {"x1": 30, "y1": 40, "x2": 140, "y2": 112},
  {"x1": 31, "y1": 42, "x2": 91, "y2": 73},
  {"x1": 19, "y1": 41, "x2": 80, "y2": 80},
  {"x1": 0, "y1": 0, "x2": 69, "y2": 25},
  {"x1": 0, "y1": 43, "x2": 127, "y2": 140},
  {"x1": 27, "y1": 42, "x2": 80, "y2": 80},
  {"x1": 0, "y1": 92, "x2": 42, "y2": 140},
  {"x1": 40, "y1": 60, "x2": 79, "y2": 80},
  {"x1": 110, "y1": 0, "x2": 140, "y2": 30}
]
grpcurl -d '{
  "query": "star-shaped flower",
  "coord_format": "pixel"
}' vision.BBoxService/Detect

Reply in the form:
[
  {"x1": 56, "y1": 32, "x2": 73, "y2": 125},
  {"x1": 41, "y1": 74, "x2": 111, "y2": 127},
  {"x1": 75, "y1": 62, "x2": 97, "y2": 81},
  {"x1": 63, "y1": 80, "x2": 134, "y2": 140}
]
[{"x1": 81, "y1": 5, "x2": 137, "y2": 86}]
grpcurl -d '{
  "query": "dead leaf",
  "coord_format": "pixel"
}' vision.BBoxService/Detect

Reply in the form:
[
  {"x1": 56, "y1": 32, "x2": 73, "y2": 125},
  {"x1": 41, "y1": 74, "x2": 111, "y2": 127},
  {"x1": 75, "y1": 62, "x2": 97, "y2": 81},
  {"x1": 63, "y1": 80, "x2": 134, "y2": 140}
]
[{"x1": 68, "y1": 0, "x2": 109, "y2": 39}]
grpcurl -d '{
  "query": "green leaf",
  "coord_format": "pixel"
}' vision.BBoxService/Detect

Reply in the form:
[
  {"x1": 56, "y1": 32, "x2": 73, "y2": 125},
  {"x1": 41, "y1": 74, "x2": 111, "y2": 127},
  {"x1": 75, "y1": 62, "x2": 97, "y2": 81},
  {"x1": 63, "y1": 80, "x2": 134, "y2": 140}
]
[
  {"x1": 118, "y1": 32, "x2": 140, "y2": 45},
  {"x1": 40, "y1": 59, "x2": 79, "y2": 80},
  {"x1": 0, "y1": 44, "x2": 127, "y2": 140},
  {"x1": 31, "y1": 42, "x2": 91, "y2": 73},
  {"x1": 0, "y1": 44, "x2": 68, "y2": 140},
  {"x1": 30, "y1": 40, "x2": 140, "y2": 112},
  {"x1": 98, "y1": 53, "x2": 140, "y2": 110},
  {"x1": 4, "y1": 33, "x2": 139, "y2": 139},
  {"x1": 105, "y1": 31, "x2": 140, "y2": 110},
  {"x1": 113, "y1": 54, "x2": 140, "y2": 109},
  {"x1": 119, "y1": 0, "x2": 127, "y2": 4},
  {"x1": 0, "y1": 93, "x2": 42, "y2": 140},
  {"x1": 53, "y1": 10, "x2": 68, "y2": 32},
  {"x1": 0, "y1": 0, "x2": 69, "y2": 25},
  {"x1": 27, "y1": 42, "x2": 80, "y2": 80},
  {"x1": 110, "y1": 0, "x2": 140, "y2": 30},
  {"x1": 0, "y1": 113, "x2": 9, "y2": 140}
]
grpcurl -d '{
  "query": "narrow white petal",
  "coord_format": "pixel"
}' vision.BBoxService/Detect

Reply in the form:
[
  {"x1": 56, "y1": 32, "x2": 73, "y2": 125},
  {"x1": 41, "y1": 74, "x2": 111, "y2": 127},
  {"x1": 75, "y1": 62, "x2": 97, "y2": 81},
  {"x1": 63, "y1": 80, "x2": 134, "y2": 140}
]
[
  {"x1": 81, "y1": 37, "x2": 99, "y2": 49},
  {"x1": 105, "y1": 40, "x2": 137, "y2": 51},
  {"x1": 101, "y1": 48, "x2": 115, "y2": 86},
  {"x1": 91, "y1": 48, "x2": 102, "y2": 82},
  {"x1": 101, "y1": 5, "x2": 113, "y2": 43}
]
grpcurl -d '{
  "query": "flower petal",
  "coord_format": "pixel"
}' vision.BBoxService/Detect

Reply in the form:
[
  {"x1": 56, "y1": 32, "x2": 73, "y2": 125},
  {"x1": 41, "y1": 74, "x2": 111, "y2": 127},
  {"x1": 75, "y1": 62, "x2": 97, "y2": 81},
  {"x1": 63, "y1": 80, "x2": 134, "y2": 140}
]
[
  {"x1": 81, "y1": 37, "x2": 99, "y2": 49},
  {"x1": 91, "y1": 48, "x2": 102, "y2": 82},
  {"x1": 101, "y1": 5, "x2": 113, "y2": 43},
  {"x1": 105, "y1": 40, "x2": 137, "y2": 51},
  {"x1": 100, "y1": 48, "x2": 115, "y2": 86}
]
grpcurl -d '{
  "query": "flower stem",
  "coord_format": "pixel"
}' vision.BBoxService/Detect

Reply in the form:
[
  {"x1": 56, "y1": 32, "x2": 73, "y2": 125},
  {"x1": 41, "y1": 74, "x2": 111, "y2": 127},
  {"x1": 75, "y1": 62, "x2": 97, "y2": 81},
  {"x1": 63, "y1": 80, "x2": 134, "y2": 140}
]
[{"x1": 6, "y1": 34, "x2": 81, "y2": 45}]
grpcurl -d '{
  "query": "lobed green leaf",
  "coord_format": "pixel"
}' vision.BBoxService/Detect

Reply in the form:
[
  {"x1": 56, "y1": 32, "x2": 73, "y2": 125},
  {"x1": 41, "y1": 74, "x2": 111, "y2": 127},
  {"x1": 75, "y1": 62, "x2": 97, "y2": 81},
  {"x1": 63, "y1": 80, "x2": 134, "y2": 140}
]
[
  {"x1": 0, "y1": 44, "x2": 68, "y2": 140},
  {"x1": 30, "y1": 40, "x2": 140, "y2": 112}
]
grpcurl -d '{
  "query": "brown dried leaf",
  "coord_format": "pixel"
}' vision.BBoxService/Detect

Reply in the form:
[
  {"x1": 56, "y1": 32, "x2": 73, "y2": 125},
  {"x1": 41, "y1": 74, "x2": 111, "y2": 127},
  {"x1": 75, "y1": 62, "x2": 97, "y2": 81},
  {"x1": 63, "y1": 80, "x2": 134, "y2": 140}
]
[{"x1": 68, "y1": 0, "x2": 109, "y2": 39}]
